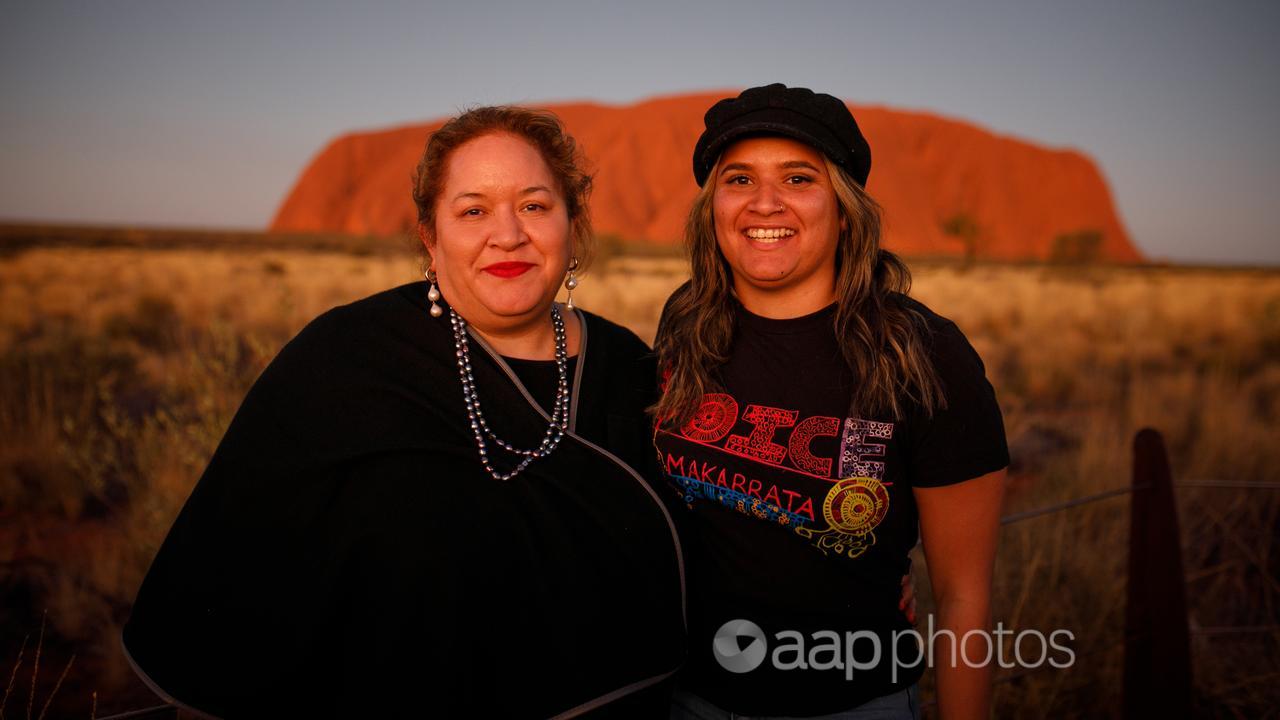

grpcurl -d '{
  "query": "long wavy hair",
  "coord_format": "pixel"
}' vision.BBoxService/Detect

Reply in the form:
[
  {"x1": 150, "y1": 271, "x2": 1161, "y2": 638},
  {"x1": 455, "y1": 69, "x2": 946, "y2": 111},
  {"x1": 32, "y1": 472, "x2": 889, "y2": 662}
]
[{"x1": 652, "y1": 154, "x2": 945, "y2": 428}]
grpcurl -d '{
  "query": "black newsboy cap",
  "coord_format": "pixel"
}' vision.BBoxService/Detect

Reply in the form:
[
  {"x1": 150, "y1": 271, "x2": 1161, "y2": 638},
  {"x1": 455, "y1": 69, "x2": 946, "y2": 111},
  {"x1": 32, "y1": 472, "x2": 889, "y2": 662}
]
[{"x1": 692, "y1": 83, "x2": 871, "y2": 187}]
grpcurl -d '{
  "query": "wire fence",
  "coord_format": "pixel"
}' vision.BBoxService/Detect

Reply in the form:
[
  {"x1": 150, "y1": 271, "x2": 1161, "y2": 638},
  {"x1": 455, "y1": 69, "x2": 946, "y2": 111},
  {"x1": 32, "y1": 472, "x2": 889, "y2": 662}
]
[
  {"x1": 1000, "y1": 485, "x2": 1142, "y2": 525},
  {"x1": 917, "y1": 445, "x2": 1279, "y2": 713},
  {"x1": 1000, "y1": 479, "x2": 1280, "y2": 526}
]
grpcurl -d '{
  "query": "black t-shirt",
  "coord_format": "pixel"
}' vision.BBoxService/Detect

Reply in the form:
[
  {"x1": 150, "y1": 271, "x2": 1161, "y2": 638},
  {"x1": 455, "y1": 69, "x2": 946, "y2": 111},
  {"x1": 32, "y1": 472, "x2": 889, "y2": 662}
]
[{"x1": 653, "y1": 295, "x2": 1009, "y2": 716}]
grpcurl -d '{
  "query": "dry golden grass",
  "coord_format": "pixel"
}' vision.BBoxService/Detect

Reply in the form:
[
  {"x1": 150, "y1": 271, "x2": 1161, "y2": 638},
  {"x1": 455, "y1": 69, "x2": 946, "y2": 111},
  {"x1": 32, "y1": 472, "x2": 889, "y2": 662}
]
[{"x1": 2, "y1": 241, "x2": 1277, "y2": 717}]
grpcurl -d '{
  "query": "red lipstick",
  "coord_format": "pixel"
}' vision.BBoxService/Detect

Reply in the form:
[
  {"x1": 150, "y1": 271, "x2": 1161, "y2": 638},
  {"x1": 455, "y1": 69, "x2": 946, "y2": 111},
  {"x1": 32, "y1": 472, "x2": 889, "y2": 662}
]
[{"x1": 482, "y1": 262, "x2": 534, "y2": 278}]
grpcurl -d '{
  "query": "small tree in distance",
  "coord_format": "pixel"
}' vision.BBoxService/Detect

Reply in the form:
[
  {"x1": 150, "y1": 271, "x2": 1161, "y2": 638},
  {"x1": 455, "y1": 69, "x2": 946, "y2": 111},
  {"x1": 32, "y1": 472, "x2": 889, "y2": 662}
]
[
  {"x1": 941, "y1": 213, "x2": 982, "y2": 269},
  {"x1": 1050, "y1": 229, "x2": 1105, "y2": 265}
]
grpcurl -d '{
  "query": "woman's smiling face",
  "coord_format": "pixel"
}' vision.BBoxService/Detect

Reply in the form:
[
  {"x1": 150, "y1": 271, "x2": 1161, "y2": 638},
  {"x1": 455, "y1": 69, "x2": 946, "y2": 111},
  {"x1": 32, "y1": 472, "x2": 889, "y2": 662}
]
[
  {"x1": 428, "y1": 132, "x2": 572, "y2": 331},
  {"x1": 712, "y1": 136, "x2": 844, "y2": 315}
]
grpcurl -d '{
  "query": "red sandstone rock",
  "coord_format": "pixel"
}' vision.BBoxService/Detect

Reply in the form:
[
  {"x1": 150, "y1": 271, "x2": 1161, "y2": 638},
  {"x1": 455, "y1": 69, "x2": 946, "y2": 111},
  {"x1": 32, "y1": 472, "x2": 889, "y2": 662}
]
[{"x1": 271, "y1": 91, "x2": 1140, "y2": 262}]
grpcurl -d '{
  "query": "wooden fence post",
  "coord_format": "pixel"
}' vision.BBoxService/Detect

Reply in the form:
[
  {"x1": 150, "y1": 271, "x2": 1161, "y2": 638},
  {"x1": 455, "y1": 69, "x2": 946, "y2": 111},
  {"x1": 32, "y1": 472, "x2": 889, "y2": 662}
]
[{"x1": 1123, "y1": 428, "x2": 1192, "y2": 718}]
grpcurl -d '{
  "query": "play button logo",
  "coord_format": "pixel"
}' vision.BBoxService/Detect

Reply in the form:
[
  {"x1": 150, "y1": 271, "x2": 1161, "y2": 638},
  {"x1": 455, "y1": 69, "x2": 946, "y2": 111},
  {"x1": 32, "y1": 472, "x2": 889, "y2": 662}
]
[{"x1": 712, "y1": 619, "x2": 768, "y2": 673}]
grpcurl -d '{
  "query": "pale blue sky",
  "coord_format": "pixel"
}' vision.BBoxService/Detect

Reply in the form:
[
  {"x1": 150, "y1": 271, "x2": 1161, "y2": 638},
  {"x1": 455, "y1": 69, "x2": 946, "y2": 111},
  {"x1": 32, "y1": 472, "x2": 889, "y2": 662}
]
[{"x1": 2, "y1": 0, "x2": 1277, "y2": 264}]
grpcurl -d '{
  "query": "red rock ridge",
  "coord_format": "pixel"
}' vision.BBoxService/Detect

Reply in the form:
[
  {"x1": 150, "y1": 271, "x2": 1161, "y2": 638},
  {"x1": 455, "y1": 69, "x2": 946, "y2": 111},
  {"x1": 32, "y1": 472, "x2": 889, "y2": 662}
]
[{"x1": 271, "y1": 91, "x2": 1140, "y2": 262}]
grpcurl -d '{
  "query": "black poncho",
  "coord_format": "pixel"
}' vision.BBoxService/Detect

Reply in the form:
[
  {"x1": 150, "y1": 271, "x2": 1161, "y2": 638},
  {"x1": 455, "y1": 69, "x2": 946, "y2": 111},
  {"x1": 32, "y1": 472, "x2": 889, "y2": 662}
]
[{"x1": 122, "y1": 283, "x2": 686, "y2": 718}]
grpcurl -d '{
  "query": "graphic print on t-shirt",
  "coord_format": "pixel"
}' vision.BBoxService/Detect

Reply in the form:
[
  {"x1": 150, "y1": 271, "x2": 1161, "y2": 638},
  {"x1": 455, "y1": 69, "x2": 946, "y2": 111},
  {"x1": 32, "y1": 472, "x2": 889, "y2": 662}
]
[{"x1": 659, "y1": 391, "x2": 896, "y2": 561}]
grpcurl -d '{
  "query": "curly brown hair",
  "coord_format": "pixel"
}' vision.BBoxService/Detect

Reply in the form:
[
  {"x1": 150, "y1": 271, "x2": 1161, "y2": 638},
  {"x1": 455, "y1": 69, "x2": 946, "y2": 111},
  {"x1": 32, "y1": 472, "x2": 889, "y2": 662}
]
[{"x1": 411, "y1": 105, "x2": 595, "y2": 269}]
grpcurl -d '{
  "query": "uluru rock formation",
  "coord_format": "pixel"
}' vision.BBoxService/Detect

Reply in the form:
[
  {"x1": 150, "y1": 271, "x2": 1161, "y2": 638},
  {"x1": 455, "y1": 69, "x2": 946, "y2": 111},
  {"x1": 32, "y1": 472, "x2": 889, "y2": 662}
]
[{"x1": 272, "y1": 91, "x2": 1141, "y2": 262}]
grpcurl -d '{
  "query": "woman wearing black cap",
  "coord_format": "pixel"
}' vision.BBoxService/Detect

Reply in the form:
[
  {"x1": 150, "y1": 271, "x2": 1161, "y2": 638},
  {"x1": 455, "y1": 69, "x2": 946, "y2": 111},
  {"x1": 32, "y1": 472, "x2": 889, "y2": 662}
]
[{"x1": 653, "y1": 85, "x2": 1009, "y2": 719}]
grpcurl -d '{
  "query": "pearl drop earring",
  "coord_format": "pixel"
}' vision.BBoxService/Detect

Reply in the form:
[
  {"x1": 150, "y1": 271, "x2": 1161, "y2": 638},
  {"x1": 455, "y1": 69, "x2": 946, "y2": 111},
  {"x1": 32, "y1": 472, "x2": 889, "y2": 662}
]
[
  {"x1": 426, "y1": 267, "x2": 443, "y2": 317},
  {"x1": 564, "y1": 256, "x2": 580, "y2": 310}
]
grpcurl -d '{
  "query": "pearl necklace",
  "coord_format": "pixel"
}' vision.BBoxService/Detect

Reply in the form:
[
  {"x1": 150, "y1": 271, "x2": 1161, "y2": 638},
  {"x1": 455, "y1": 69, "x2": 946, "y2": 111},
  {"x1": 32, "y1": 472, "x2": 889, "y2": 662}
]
[{"x1": 448, "y1": 305, "x2": 570, "y2": 481}]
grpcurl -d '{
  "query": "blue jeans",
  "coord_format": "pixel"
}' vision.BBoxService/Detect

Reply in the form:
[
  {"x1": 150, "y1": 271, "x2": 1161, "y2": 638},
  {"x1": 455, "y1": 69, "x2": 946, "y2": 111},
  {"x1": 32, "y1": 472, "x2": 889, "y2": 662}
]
[{"x1": 669, "y1": 685, "x2": 920, "y2": 720}]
